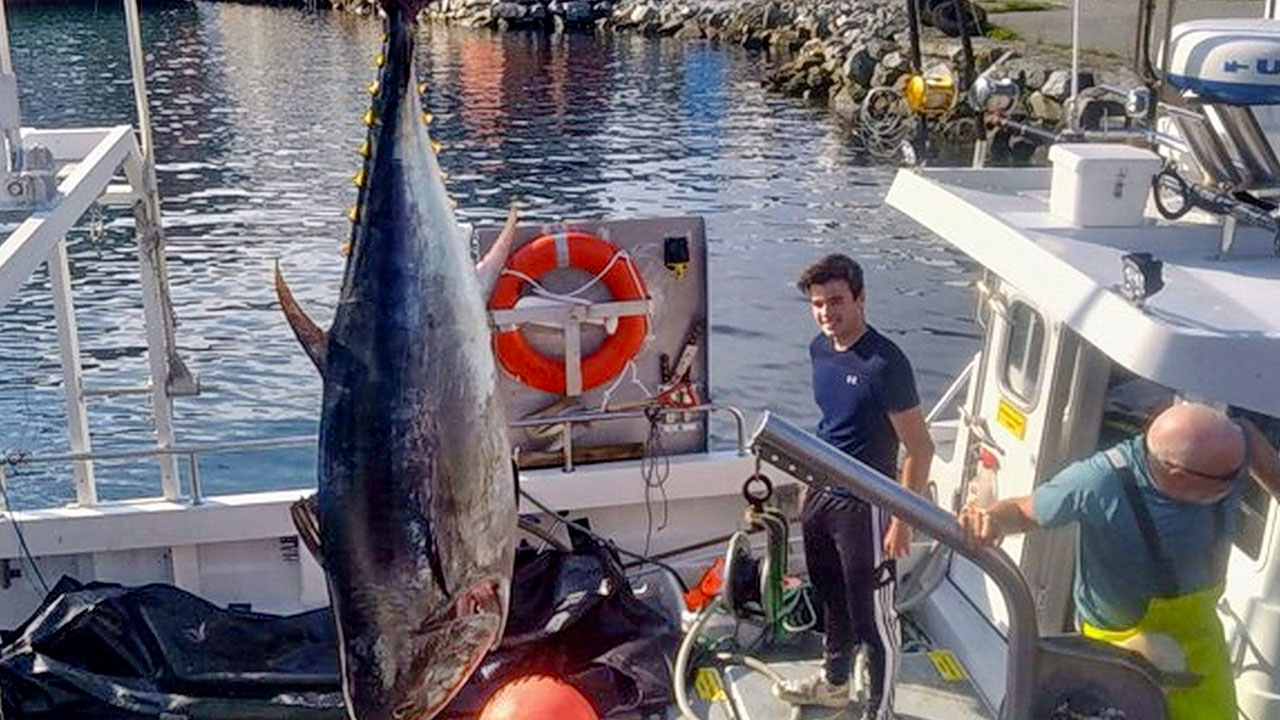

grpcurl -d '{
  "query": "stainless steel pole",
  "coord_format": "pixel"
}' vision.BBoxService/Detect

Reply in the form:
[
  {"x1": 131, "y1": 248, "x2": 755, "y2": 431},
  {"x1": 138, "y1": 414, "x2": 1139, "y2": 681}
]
[{"x1": 751, "y1": 411, "x2": 1038, "y2": 720}]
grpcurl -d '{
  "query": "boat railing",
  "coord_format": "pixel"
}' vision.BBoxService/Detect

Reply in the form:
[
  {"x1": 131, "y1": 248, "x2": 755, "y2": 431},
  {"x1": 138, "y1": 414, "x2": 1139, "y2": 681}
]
[
  {"x1": 924, "y1": 352, "x2": 977, "y2": 427},
  {"x1": 752, "y1": 411, "x2": 1036, "y2": 720},
  {"x1": 1, "y1": 0, "x2": 192, "y2": 510},
  {"x1": 1, "y1": 402, "x2": 749, "y2": 509}
]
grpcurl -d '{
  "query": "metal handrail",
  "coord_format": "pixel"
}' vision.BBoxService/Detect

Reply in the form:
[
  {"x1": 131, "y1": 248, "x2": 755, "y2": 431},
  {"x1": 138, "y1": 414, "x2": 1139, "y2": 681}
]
[
  {"x1": 509, "y1": 403, "x2": 748, "y2": 458},
  {"x1": 751, "y1": 411, "x2": 1037, "y2": 720},
  {"x1": 2, "y1": 402, "x2": 748, "y2": 505},
  {"x1": 924, "y1": 353, "x2": 977, "y2": 426}
]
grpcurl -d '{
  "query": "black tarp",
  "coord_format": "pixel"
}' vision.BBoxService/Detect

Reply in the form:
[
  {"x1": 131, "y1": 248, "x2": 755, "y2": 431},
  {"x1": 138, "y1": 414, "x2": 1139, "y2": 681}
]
[{"x1": 0, "y1": 539, "x2": 678, "y2": 719}]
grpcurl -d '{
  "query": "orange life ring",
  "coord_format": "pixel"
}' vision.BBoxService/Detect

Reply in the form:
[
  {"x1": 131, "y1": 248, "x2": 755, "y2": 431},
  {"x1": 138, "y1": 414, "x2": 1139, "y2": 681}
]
[{"x1": 488, "y1": 231, "x2": 650, "y2": 395}]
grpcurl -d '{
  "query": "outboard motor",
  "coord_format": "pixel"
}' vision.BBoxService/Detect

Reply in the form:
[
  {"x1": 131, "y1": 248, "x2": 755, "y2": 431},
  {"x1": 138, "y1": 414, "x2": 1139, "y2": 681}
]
[{"x1": 1155, "y1": 19, "x2": 1280, "y2": 250}]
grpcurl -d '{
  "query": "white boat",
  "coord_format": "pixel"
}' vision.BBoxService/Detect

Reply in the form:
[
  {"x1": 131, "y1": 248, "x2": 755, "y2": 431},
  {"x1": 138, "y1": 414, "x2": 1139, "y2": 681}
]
[{"x1": 3, "y1": 0, "x2": 1280, "y2": 718}]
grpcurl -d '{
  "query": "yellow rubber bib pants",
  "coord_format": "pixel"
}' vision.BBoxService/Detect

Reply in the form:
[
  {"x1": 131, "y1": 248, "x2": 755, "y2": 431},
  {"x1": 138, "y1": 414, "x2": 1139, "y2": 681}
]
[{"x1": 1082, "y1": 584, "x2": 1235, "y2": 720}]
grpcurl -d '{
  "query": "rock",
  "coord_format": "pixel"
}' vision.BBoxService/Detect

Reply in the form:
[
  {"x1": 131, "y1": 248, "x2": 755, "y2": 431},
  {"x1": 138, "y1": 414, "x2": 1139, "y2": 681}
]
[
  {"x1": 872, "y1": 60, "x2": 908, "y2": 89},
  {"x1": 762, "y1": 1, "x2": 791, "y2": 30},
  {"x1": 1014, "y1": 61, "x2": 1049, "y2": 92},
  {"x1": 629, "y1": 3, "x2": 656, "y2": 25},
  {"x1": 1027, "y1": 91, "x2": 1063, "y2": 124},
  {"x1": 770, "y1": 28, "x2": 801, "y2": 51},
  {"x1": 1041, "y1": 69, "x2": 1096, "y2": 102},
  {"x1": 865, "y1": 38, "x2": 893, "y2": 61},
  {"x1": 561, "y1": 0, "x2": 592, "y2": 21},
  {"x1": 806, "y1": 66, "x2": 831, "y2": 92},
  {"x1": 925, "y1": 0, "x2": 987, "y2": 38},
  {"x1": 830, "y1": 84, "x2": 860, "y2": 120},
  {"x1": 783, "y1": 73, "x2": 809, "y2": 97},
  {"x1": 492, "y1": 1, "x2": 525, "y2": 19},
  {"x1": 673, "y1": 21, "x2": 704, "y2": 39},
  {"x1": 842, "y1": 46, "x2": 877, "y2": 87}
]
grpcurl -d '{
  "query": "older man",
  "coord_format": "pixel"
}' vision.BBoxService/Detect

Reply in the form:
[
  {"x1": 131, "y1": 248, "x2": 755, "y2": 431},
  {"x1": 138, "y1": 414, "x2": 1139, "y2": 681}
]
[{"x1": 959, "y1": 402, "x2": 1280, "y2": 720}]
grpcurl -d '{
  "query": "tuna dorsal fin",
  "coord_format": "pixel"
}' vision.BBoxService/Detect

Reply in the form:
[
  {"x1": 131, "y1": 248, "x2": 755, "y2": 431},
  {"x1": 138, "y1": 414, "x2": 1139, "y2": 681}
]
[{"x1": 274, "y1": 262, "x2": 328, "y2": 372}]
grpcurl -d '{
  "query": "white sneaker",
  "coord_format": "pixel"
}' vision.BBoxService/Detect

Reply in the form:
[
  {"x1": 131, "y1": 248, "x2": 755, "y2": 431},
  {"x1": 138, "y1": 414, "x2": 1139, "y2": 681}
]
[{"x1": 772, "y1": 672, "x2": 851, "y2": 708}]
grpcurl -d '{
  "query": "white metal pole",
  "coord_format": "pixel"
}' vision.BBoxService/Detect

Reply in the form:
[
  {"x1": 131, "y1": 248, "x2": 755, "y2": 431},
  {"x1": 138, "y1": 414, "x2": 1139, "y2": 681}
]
[
  {"x1": 48, "y1": 241, "x2": 97, "y2": 505},
  {"x1": 1070, "y1": 0, "x2": 1080, "y2": 132},
  {"x1": 0, "y1": 0, "x2": 11, "y2": 75},
  {"x1": 122, "y1": 0, "x2": 155, "y2": 171},
  {"x1": 121, "y1": 1, "x2": 182, "y2": 500},
  {"x1": 0, "y1": 0, "x2": 24, "y2": 172}
]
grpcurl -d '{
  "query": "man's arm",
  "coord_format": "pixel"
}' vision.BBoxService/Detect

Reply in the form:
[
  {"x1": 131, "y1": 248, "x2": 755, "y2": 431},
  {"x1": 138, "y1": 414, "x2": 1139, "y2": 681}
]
[
  {"x1": 889, "y1": 405, "x2": 934, "y2": 495},
  {"x1": 1242, "y1": 420, "x2": 1280, "y2": 501},
  {"x1": 958, "y1": 496, "x2": 1039, "y2": 548},
  {"x1": 883, "y1": 406, "x2": 934, "y2": 557}
]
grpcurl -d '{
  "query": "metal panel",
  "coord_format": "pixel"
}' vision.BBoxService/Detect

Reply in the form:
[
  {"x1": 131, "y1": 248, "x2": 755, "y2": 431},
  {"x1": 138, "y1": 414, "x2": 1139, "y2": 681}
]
[{"x1": 475, "y1": 216, "x2": 710, "y2": 463}]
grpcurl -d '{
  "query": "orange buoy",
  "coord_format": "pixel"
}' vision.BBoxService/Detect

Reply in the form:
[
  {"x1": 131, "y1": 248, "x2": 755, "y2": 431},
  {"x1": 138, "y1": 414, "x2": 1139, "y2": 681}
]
[
  {"x1": 488, "y1": 231, "x2": 650, "y2": 395},
  {"x1": 478, "y1": 675, "x2": 599, "y2": 720}
]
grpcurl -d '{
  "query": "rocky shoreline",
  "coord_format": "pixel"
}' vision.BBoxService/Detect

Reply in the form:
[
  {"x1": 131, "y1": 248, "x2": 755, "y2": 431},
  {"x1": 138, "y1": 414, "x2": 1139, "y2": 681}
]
[{"x1": 327, "y1": 0, "x2": 1143, "y2": 159}]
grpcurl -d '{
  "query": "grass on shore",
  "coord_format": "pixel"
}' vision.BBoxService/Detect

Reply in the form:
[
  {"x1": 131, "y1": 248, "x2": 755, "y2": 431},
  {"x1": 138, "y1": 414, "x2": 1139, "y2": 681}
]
[
  {"x1": 986, "y1": 25, "x2": 1021, "y2": 40},
  {"x1": 978, "y1": 0, "x2": 1061, "y2": 13}
]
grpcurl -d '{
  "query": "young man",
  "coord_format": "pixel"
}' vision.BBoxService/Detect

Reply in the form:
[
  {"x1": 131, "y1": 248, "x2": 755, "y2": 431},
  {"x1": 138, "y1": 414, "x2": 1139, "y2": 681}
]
[
  {"x1": 774, "y1": 254, "x2": 934, "y2": 719},
  {"x1": 959, "y1": 402, "x2": 1280, "y2": 720}
]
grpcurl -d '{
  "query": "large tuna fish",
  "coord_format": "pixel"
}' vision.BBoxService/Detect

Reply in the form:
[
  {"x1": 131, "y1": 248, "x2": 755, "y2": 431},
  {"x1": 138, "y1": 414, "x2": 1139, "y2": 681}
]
[{"x1": 274, "y1": 1, "x2": 518, "y2": 718}]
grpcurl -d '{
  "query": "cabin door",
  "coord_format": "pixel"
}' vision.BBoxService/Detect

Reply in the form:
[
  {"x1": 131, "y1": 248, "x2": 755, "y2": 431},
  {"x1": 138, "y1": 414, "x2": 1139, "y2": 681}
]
[{"x1": 948, "y1": 279, "x2": 1111, "y2": 635}]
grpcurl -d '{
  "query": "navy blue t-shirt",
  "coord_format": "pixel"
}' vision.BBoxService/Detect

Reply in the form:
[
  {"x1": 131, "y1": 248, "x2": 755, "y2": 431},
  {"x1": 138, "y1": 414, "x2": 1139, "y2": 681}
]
[{"x1": 810, "y1": 327, "x2": 920, "y2": 480}]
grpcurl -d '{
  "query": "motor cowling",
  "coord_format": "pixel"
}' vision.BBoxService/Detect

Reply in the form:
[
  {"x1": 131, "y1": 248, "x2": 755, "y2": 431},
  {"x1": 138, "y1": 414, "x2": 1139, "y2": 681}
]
[{"x1": 1162, "y1": 19, "x2": 1280, "y2": 104}]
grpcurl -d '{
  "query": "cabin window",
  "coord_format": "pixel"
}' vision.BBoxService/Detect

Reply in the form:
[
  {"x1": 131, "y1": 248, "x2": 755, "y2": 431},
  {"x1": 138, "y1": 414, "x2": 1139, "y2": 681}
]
[
  {"x1": 1000, "y1": 301, "x2": 1046, "y2": 406},
  {"x1": 1235, "y1": 478, "x2": 1270, "y2": 560},
  {"x1": 1232, "y1": 408, "x2": 1279, "y2": 561}
]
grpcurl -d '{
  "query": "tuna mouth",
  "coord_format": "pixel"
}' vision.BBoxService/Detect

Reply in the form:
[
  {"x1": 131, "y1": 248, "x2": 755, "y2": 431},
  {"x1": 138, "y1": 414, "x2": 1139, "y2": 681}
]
[{"x1": 385, "y1": 579, "x2": 505, "y2": 720}]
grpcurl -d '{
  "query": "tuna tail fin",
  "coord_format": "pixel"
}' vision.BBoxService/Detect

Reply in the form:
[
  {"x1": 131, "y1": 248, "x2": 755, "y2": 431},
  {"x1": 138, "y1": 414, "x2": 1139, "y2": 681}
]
[
  {"x1": 274, "y1": 262, "x2": 328, "y2": 372},
  {"x1": 381, "y1": 0, "x2": 433, "y2": 19}
]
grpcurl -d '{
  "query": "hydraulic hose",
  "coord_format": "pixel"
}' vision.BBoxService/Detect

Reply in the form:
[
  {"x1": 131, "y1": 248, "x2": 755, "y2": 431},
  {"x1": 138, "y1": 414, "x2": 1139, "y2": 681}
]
[
  {"x1": 674, "y1": 599, "x2": 807, "y2": 720},
  {"x1": 674, "y1": 599, "x2": 723, "y2": 720}
]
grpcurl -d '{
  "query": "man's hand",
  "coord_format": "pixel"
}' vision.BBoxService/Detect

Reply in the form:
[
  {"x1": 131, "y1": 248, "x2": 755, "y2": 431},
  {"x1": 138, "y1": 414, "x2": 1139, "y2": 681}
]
[
  {"x1": 958, "y1": 502, "x2": 1003, "y2": 550},
  {"x1": 883, "y1": 517, "x2": 911, "y2": 558},
  {"x1": 957, "y1": 495, "x2": 1038, "y2": 551}
]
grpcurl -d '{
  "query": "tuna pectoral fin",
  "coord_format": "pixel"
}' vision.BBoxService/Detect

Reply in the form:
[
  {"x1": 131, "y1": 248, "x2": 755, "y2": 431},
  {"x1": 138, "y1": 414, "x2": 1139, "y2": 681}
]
[
  {"x1": 392, "y1": 598, "x2": 504, "y2": 720},
  {"x1": 274, "y1": 262, "x2": 328, "y2": 372},
  {"x1": 289, "y1": 494, "x2": 324, "y2": 567}
]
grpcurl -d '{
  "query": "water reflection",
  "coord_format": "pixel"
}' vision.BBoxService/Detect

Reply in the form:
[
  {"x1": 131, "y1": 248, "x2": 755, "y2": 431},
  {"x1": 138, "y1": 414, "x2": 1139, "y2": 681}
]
[{"x1": 0, "y1": 3, "x2": 979, "y2": 507}]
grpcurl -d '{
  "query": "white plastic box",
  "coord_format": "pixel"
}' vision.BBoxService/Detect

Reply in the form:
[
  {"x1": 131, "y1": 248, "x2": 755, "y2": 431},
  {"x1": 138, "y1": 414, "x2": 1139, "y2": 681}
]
[{"x1": 1048, "y1": 143, "x2": 1162, "y2": 227}]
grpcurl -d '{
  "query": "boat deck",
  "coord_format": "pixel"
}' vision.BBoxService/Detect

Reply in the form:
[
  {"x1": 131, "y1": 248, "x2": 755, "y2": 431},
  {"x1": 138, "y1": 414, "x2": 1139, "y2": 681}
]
[
  {"x1": 713, "y1": 652, "x2": 994, "y2": 720},
  {"x1": 674, "y1": 614, "x2": 995, "y2": 720}
]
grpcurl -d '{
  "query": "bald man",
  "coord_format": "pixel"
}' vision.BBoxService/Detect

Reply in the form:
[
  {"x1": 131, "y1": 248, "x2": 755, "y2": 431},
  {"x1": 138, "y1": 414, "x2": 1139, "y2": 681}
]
[{"x1": 959, "y1": 402, "x2": 1280, "y2": 720}]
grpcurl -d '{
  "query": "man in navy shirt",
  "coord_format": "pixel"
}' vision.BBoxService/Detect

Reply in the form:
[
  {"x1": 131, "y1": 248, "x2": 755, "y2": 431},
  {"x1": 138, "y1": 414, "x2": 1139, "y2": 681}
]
[{"x1": 774, "y1": 254, "x2": 934, "y2": 719}]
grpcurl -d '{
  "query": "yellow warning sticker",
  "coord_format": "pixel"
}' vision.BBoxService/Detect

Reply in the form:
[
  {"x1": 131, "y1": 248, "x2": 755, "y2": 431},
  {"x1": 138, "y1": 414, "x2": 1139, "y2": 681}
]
[
  {"x1": 996, "y1": 398, "x2": 1027, "y2": 441},
  {"x1": 694, "y1": 667, "x2": 727, "y2": 701},
  {"x1": 928, "y1": 649, "x2": 969, "y2": 683}
]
